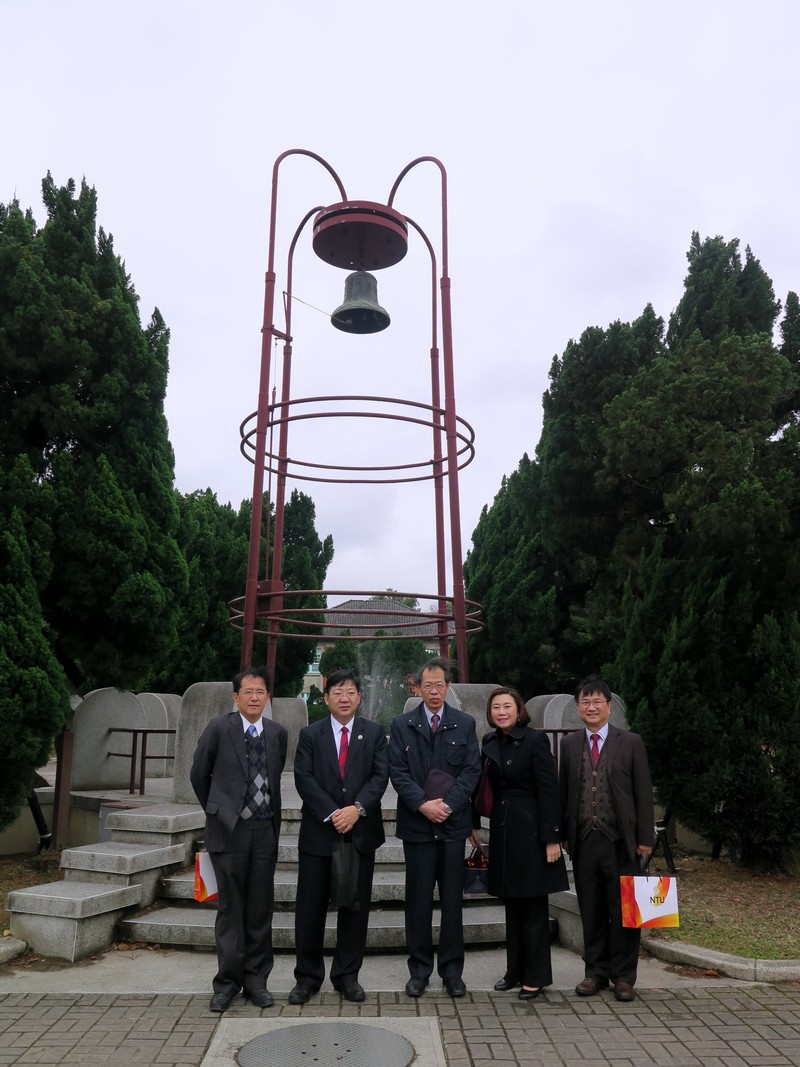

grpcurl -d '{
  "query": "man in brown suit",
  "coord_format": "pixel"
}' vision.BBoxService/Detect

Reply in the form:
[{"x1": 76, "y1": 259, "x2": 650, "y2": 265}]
[{"x1": 559, "y1": 676, "x2": 653, "y2": 1002}]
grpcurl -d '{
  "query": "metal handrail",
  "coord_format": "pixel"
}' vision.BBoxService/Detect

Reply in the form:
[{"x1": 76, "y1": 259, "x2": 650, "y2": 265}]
[{"x1": 108, "y1": 728, "x2": 177, "y2": 795}]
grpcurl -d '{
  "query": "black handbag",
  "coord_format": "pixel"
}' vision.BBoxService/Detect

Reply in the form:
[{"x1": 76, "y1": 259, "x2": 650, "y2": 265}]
[
  {"x1": 330, "y1": 839, "x2": 360, "y2": 911},
  {"x1": 474, "y1": 759, "x2": 494, "y2": 818},
  {"x1": 463, "y1": 845, "x2": 490, "y2": 895}
]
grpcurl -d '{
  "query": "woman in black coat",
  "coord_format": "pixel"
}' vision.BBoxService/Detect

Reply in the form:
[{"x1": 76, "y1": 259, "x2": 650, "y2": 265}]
[{"x1": 470, "y1": 687, "x2": 568, "y2": 999}]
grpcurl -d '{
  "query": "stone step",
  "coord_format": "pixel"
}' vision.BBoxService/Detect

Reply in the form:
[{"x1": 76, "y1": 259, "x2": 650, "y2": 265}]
[
  {"x1": 61, "y1": 841, "x2": 187, "y2": 905},
  {"x1": 120, "y1": 901, "x2": 506, "y2": 951},
  {"x1": 9, "y1": 881, "x2": 143, "y2": 962},
  {"x1": 105, "y1": 804, "x2": 205, "y2": 860},
  {"x1": 274, "y1": 835, "x2": 407, "y2": 865},
  {"x1": 163, "y1": 867, "x2": 428, "y2": 904}
]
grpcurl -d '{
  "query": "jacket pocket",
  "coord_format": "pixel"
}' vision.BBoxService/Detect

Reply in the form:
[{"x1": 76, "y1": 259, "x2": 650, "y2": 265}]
[{"x1": 445, "y1": 739, "x2": 467, "y2": 768}]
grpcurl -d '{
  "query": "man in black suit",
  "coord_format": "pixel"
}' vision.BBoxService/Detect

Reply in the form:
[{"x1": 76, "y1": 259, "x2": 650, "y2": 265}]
[
  {"x1": 289, "y1": 669, "x2": 389, "y2": 1004},
  {"x1": 559, "y1": 675, "x2": 654, "y2": 1003},
  {"x1": 388, "y1": 658, "x2": 481, "y2": 998},
  {"x1": 190, "y1": 667, "x2": 287, "y2": 1012}
]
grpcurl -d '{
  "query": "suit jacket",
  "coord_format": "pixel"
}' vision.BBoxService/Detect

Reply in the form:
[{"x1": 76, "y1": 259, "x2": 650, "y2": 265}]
[
  {"x1": 389, "y1": 701, "x2": 481, "y2": 842},
  {"x1": 559, "y1": 723, "x2": 654, "y2": 864},
  {"x1": 190, "y1": 711, "x2": 288, "y2": 852},
  {"x1": 294, "y1": 715, "x2": 389, "y2": 856}
]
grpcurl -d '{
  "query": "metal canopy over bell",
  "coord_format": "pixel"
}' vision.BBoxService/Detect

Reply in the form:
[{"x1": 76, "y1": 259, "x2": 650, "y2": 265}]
[
  {"x1": 313, "y1": 201, "x2": 408, "y2": 271},
  {"x1": 331, "y1": 271, "x2": 391, "y2": 334}
]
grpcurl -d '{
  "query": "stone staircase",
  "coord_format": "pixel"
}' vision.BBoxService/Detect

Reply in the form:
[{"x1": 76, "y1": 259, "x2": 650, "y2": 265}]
[
  {"x1": 8, "y1": 783, "x2": 508, "y2": 961},
  {"x1": 119, "y1": 801, "x2": 507, "y2": 951}
]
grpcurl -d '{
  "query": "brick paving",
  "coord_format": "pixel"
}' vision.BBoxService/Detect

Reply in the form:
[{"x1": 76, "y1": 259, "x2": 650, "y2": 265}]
[{"x1": 1, "y1": 985, "x2": 799, "y2": 1066}]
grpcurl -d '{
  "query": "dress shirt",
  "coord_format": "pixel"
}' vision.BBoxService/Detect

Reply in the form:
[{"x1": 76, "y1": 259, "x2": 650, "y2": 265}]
[
  {"x1": 239, "y1": 714, "x2": 263, "y2": 736},
  {"x1": 584, "y1": 722, "x2": 609, "y2": 756}
]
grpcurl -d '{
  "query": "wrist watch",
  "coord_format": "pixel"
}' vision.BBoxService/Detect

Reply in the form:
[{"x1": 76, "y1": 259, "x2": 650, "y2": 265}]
[{"x1": 354, "y1": 801, "x2": 366, "y2": 817}]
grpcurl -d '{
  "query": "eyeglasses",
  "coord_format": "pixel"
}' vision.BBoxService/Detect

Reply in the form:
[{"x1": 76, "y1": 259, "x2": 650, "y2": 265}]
[
  {"x1": 329, "y1": 686, "x2": 359, "y2": 697},
  {"x1": 579, "y1": 698, "x2": 608, "y2": 709},
  {"x1": 421, "y1": 682, "x2": 447, "y2": 692},
  {"x1": 240, "y1": 688, "x2": 268, "y2": 698}
]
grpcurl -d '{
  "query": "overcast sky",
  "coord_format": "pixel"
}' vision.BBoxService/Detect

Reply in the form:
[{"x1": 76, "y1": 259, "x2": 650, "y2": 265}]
[{"x1": 4, "y1": 2, "x2": 799, "y2": 607}]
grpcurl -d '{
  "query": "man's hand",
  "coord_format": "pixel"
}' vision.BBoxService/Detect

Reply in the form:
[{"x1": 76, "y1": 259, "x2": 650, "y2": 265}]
[
  {"x1": 418, "y1": 798, "x2": 450, "y2": 823},
  {"x1": 636, "y1": 844, "x2": 652, "y2": 856},
  {"x1": 331, "y1": 805, "x2": 360, "y2": 833}
]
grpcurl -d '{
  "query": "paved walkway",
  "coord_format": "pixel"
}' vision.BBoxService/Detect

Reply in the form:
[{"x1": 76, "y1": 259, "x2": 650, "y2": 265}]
[{"x1": 1, "y1": 946, "x2": 799, "y2": 1065}]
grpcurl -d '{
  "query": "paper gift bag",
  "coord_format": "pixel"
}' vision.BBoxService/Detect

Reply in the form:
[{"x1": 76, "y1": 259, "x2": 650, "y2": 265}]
[
  {"x1": 194, "y1": 849, "x2": 218, "y2": 902},
  {"x1": 620, "y1": 874, "x2": 679, "y2": 928}
]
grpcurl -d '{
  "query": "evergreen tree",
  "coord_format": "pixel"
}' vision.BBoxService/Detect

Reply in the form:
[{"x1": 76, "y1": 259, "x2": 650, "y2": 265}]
[
  {"x1": 162, "y1": 489, "x2": 249, "y2": 693},
  {"x1": 0, "y1": 176, "x2": 187, "y2": 691},
  {"x1": 464, "y1": 455, "x2": 557, "y2": 696},
  {"x1": 0, "y1": 510, "x2": 70, "y2": 830},
  {"x1": 609, "y1": 235, "x2": 800, "y2": 868},
  {"x1": 466, "y1": 232, "x2": 800, "y2": 867}
]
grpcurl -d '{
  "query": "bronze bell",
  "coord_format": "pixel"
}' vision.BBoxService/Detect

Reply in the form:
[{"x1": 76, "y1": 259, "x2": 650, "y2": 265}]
[{"x1": 331, "y1": 271, "x2": 390, "y2": 334}]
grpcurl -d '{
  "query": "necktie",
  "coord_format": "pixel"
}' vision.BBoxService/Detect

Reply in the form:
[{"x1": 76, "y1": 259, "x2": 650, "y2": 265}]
[
  {"x1": 431, "y1": 712, "x2": 439, "y2": 733},
  {"x1": 339, "y1": 726, "x2": 349, "y2": 778},
  {"x1": 591, "y1": 733, "x2": 600, "y2": 766},
  {"x1": 248, "y1": 725, "x2": 257, "y2": 738}
]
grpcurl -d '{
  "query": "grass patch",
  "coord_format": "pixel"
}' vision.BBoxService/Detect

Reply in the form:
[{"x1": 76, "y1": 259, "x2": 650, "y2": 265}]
[{"x1": 646, "y1": 850, "x2": 800, "y2": 960}]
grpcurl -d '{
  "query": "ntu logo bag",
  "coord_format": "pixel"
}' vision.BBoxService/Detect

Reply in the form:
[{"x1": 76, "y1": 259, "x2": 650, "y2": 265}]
[
  {"x1": 620, "y1": 874, "x2": 679, "y2": 928},
  {"x1": 194, "y1": 849, "x2": 218, "y2": 902}
]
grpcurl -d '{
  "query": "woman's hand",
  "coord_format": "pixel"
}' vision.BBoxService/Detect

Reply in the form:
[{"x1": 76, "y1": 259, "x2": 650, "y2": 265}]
[
  {"x1": 469, "y1": 830, "x2": 483, "y2": 849},
  {"x1": 545, "y1": 843, "x2": 562, "y2": 863}
]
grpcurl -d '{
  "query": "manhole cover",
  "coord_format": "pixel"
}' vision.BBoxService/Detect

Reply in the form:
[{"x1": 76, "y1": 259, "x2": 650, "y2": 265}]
[{"x1": 238, "y1": 1022, "x2": 414, "y2": 1067}]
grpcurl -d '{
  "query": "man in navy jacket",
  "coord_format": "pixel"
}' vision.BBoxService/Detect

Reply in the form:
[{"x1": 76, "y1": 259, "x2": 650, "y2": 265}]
[{"x1": 389, "y1": 659, "x2": 481, "y2": 997}]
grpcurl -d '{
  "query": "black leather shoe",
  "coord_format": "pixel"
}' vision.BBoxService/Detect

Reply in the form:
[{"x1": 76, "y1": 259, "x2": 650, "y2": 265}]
[
  {"x1": 334, "y1": 979, "x2": 366, "y2": 1002},
  {"x1": 575, "y1": 976, "x2": 609, "y2": 996},
  {"x1": 244, "y1": 988, "x2": 274, "y2": 1008},
  {"x1": 443, "y1": 976, "x2": 467, "y2": 998},
  {"x1": 405, "y1": 977, "x2": 429, "y2": 997},
  {"x1": 614, "y1": 981, "x2": 636, "y2": 1002},
  {"x1": 518, "y1": 987, "x2": 542, "y2": 1000},
  {"x1": 209, "y1": 992, "x2": 236, "y2": 1012},
  {"x1": 288, "y1": 984, "x2": 315, "y2": 1005},
  {"x1": 494, "y1": 978, "x2": 519, "y2": 991}
]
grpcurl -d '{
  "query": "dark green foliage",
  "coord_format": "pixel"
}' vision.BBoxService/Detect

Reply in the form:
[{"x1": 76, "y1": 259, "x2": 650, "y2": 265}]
[
  {"x1": 464, "y1": 455, "x2": 556, "y2": 696},
  {"x1": 465, "y1": 232, "x2": 800, "y2": 868},
  {"x1": 271, "y1": 490, "x2": 334, "y2": 698},
  {"x1": 159, "y1": 489, "x2": 249, "y2": 693},
  {"x1": 0, "y1": 176, "x2": 187, "y2": 692},
  {"x1": 0, "y1": 510, "x2": 70, "y2": 831}
]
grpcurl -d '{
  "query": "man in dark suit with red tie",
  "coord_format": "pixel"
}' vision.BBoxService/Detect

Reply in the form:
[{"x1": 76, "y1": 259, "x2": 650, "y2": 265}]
[
  {"x1": 190, "y1": 667, "x2": 287, "y2": 1013},
  {"x1": 559, "y1": 675, "x2": 653, "y2": 1003},
  {"x1": 289, "y1": 669, "x2": 389, "y2": 1004}
]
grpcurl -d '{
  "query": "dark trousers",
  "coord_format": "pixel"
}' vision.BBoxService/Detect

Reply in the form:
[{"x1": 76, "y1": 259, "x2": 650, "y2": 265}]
[
  {"x1": 294, "y1": 847, "x2": 376, "y2": 989},
  {"x1": 209, "y1": 818, "x2": 277, "y2": 997},
  {"x1": 573, "y1": 831, "x2": 641, "y2": 984},
  {"x1": 403, "y1": 839, "x2": 465, "y2": 980},
  {"x1": 503, "y1": 896, "x2": 553, "y2": 988}
]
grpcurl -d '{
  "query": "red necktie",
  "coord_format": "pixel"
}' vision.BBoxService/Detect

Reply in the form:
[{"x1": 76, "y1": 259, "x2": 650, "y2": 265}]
[
  {"x1": 431, "y1": 713, "x2": 439, "y2": 734},
  {"x1": 591, "y1": 733, "x2": 600, "y2": 766},
  {"x1": 339, "y1": 726, "x2": 349, "y2": 778}
]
